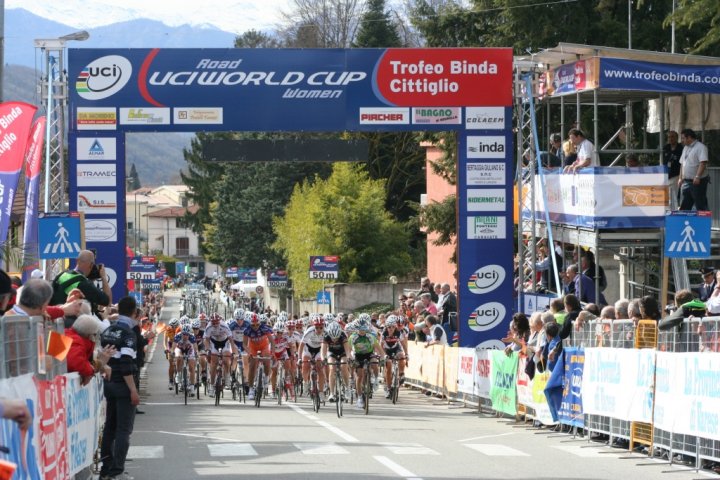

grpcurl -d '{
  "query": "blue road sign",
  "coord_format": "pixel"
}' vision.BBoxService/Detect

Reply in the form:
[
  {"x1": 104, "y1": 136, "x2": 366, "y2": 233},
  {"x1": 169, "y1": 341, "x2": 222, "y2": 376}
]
[
  {"x1": 130, "y1": 291, "x2": 143, "y2": 306},
  {"x1": 317, "y1": 290, "x2": 331, "y2": 305},
  {"x1": 665, "y1": 211, "x2": 711, "y2": 258},
  {"x1": 38, "y1": 212, "x2": 84, "y2": 259}
]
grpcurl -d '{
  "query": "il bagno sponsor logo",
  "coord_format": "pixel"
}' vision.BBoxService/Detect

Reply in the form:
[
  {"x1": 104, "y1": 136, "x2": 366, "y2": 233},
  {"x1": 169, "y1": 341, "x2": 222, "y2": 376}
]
[{"x1": 76, "y1": 55, "x2": 133, "y2": 100}]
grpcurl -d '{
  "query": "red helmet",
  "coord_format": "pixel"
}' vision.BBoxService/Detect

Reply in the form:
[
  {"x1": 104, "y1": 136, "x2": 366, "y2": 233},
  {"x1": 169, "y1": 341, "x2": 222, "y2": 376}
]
[
  {"x1": 312, "y1": 317, "x2": 324, "y2": 327},
  {"x1": 249, "y1": 313, "x2": 259, "y2": 325},
  {"x1": 209, "y1": 313, "x2": 223, "y2": 323}
]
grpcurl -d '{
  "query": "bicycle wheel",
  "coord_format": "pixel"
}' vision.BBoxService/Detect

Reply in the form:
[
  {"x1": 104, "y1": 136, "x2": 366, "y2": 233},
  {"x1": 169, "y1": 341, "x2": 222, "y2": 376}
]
[
  {"x1": 391, "y1": 363, "x2": 399, "y2": 404},
  {"x1": 214, "y1": 369, "x2": 222, "y2": 406},
  {"x1": 174, "y1": 369, "x2": 179, "y2": 395},
  {"x1": 363, "y1": 366, "x2": 371, "y2": 415},
  {"x1": 238, "y1": 364, "x2": 246, "y2": 404},
  {"x1": 255, "y1": 365, "x2": 263, "y2": 408},
  {"x1": 183, "y1": 365, "x2": 188, "y2": 405},
  {"x1": 335, "y1": 370, "x2": 343, "y2": 418},
  {"x1": 310, "y1": 370, "x2": 320, "y2": 413},
  {"x1": 276, "y1": 364, "x2": 284, "y2": 406},
  {"x1": 195, "y1": 363, "x2": 201, "y2": 400}
]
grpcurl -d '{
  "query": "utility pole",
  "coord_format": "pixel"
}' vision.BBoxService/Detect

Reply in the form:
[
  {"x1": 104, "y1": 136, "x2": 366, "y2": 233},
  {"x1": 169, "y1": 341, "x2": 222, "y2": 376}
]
[{"x1": 0, "y1": 0, "x2": 5, "y2": 102}]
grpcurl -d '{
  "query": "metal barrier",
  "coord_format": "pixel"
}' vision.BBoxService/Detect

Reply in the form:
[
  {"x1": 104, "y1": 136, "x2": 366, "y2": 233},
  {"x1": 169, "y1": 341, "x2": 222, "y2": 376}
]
[{"x1": 0, "y1": 315, "x2": 67, "y2": 380}]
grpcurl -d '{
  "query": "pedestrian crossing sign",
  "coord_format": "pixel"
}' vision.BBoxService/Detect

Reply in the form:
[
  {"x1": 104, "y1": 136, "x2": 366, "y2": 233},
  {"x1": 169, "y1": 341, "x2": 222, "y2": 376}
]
[
  {"x1": 39, "y1": 212, "x2": 85, "y2": 259},
  {"x1": 665, "y1": 211, "x2": 711, "y2": 258}
]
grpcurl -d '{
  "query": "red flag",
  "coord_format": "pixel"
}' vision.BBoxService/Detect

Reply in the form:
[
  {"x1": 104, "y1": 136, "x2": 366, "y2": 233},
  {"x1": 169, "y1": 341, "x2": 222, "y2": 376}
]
[{"x1": 21, "y1": 116, "x2": 46, "y2": 282}]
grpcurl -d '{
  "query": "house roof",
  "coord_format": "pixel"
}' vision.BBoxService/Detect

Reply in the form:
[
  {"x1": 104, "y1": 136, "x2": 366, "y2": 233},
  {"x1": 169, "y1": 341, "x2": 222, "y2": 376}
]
[{"x1": 145, "y1": 205, "x2": 199, "y2": 218}]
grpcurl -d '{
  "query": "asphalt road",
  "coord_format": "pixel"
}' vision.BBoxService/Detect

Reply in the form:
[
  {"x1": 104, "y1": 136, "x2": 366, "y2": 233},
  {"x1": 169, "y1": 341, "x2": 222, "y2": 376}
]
[{"x1": 114, "y1": 292, "x2": 705, "y2": 480}]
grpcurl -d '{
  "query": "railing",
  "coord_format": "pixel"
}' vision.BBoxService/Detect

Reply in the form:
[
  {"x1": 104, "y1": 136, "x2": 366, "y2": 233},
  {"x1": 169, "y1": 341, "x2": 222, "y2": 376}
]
[{"x1": 174, "y1": 248, "x2": 190, "y2": 257}]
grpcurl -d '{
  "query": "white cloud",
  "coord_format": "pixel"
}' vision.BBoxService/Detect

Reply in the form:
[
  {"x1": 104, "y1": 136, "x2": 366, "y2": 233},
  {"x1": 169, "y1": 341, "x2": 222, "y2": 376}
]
[{"x1": 8, "y1": 0, "x2": 292, "y2": 33}]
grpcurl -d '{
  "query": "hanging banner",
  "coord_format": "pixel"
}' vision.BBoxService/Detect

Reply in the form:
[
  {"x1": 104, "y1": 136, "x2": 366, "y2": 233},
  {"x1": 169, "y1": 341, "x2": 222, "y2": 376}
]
[
  {"x1": 0, "y1": 102, "x2": 38, "y2": 245},
  {"x1": 559, "y1": 348, "x2": 584, "y2": 428},
  {"x1": 490, "y1": 350, "x2": 518, "y2": 415},
  {"x1": 600, "y1": 57, "x2": 720, "y2": 94},
  {"x1": 65, "y1": 373, "x2": 101, "y2": 476},
  {"x1": 267, "y1": 269, "x2": 288, "y2": 288},
  {"x1": 35, "y1": 376, "x2": 68, "y2": 480},
  {"x1": 21, "y1": 117, "x2": 46, "y2": 282},
  {"x1": 0, "y1": 374, "x2": 42, "y2": 480}
]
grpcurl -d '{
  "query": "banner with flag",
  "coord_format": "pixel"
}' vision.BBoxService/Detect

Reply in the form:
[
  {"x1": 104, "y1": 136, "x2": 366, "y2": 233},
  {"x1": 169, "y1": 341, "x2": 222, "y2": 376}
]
[
  {"x1": 0, "y1": 102, "x2": 38, "y2": 246},
  {"x1": 21, "y1": 117, "x2": 46, "y2": 282}
]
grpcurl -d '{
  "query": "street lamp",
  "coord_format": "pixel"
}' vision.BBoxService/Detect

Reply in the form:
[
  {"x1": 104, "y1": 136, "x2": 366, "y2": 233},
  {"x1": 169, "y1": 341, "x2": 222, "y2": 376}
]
[{"x1": 389, "y1": 275, "x2": 398, "y2": 309}]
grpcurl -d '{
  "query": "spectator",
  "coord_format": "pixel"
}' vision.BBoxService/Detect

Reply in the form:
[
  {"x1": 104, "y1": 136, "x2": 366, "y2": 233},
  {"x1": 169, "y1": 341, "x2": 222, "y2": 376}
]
[
  {"x1": 580, "y1": 249, "x2": 607, "y2": 293},
  {"x1": 550, "y1": 298, "x2": 566, "y2": 325},
  {"x1": 527, "y1": 313, "x2": 545, "y2": 363},
  {"x1": 614, "y1": 299, "x2": 630, "y2": 320},
  {"x1": 67, "y1": 314, "x2": 115, "y2": 385},
  {"x1": 697, "y1": 267, "x2": 716, "y2": 302},
  {"x1": 132, "y1": 308, "x2": 154, "y2": 415},
  {"x1": 437, "y1": 283, "x2": 457, "y2": 326},
  {"x1": 424, "y1": 315, "x2": 447, "y2": 346},
  {"x1": 564, "y1": 129, "x2": 596, "y2": 173},
  {"x1": 664, "y1": 130, "x2": 683, "y2": 203},
  {"x1": 639, "y1": 295, "x2": 662, "y2": 321},
  {"x1": 678, "y1": 128, "x2": 710, "y2": 211},
  {"x1": 0, "y1": 398, "x2": 31, "y2": 430},
  {"x1": 537, "y1": 322, "x2": 561, "y2": 373},
  {"x1": 565, "y1": 264, "x2": 606, "y2": 305},
  {"x1": 705, "y1": 270, "x2": 720, "y2": 315},
  {"x1": 419, "y1": 277, "x2": 437, "y2": 303},
  {"x1": 50, "y1": 250, "x2": 111, "y2": 315},
  {"x1": 503, "y1": 313, "x2": 530, "y2": 356},
  {"x1": 0, "y1": 269, "x2": 13, "y2": 313},
  {"x1": 99, "y1": 296, "x2": 140, "y2": 480},
  {"x1": 557, "y1": 294, "x2": 582, "y2": 344},
  {"x1": 584, "y1": 303, "x2": 601, "y2": 316},
  {"x1": 4, "y1": 279, "x2": 53, "y2": 317},
  {"x1": 419, "y1": 293, "x2": 438, "y2": 315},
  {"x1": 659, "y1": 289, "x2": 704, "y2": 352},
  {"x1": 625, "y1": 153, "x2": 641, "y2": 167}
]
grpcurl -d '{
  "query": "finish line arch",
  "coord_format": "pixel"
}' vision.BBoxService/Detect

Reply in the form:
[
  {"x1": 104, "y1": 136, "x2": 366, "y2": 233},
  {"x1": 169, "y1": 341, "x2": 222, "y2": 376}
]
[{"x1": 68, "y1": 47, "x2": 513, "y2": 347}]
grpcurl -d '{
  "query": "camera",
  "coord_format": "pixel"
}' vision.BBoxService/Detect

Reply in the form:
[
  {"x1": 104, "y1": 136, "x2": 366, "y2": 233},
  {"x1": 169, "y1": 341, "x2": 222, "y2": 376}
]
[{"x1": 88, "y1": 263, "x2": 104, "y2": 280}]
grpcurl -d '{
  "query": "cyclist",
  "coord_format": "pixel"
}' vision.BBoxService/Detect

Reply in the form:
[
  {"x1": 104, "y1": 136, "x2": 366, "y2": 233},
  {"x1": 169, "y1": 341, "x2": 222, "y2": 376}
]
[
  {"x1": 243, "y1": 312, "x2": 275, "y2": 401},
  {"x1": 269, "y1": 321, "x2": 295, "y2": 398},
  {"x1": 174, "y1": 325, "x2": 198, "y2": 396},
  {"x1": 381, "y1": 315, "x2": 407, "y2": 399},
  {"x1": 349, "y1": 318, "x2": 383, "y2": 409},
  {"x1": 300, "y1": 316, "x2": 327, "y2": 399},
  {"x1": 228, "y1": 308, "x2": 249, "y2": 391},
  {"x1": 198, "y1": 312, "x2": 208, "y2": 331},
  {"x1": 203, "y1": 312, "x2": 237, "y2": 397},
  {"x1": 286, "y1": 318, "x2": 302, "y2": 386},
  {"x1": 191, "y1": 318, "x2": 208, "y2": 385},
  {"x1": 322, "y1": 321, "x2": 351, "y2": 402},
  {"x1": 164, "y1": 317, "x2": 181, "y2": 390}
]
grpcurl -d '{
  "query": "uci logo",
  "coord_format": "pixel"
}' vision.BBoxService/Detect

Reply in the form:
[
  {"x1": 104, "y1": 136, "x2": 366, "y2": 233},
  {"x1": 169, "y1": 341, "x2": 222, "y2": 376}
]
[
  {"x1": 76, "y1": 55, "x2": 133, "y2": 100},
  {"x1": 468, "y1": 265, "x2": 505, "y2": 294},
  {"x1": 468, "y1": 302, "x2": 506, "y2": 332}
]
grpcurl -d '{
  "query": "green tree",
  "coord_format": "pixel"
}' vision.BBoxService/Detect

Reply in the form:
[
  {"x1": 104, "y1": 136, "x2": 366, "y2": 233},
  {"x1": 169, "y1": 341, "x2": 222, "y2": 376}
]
[
  {"x1": 127, "y1": 163, "x2": 142, "y2": 190},
  {"x1": 666, "y1": 0, "x2": 720, "y2": 55},
  {"x1": 354, "y1": 0, "x2": 401, "y2": 47},
  {"x1": 273, "y1": 163, "x2": 412, "y2": 298}
]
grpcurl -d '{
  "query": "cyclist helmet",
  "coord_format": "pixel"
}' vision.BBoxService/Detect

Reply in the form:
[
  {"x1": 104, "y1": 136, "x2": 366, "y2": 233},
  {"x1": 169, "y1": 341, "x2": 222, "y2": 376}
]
[
  {"x1": 286, "y1": 318, "x2": 296, "y2": 329},
  {"x1": 336, "y1": 312, "x2": 345, "y2": 321},
  {"x1": 324, "y1": 313, "x2": 335, "y2": 323},
  {"x1": 358, "y1": 313, "x2": 371, "y2": 323},
  {"x1": 244, "y1": 311, "x2": 254, "y2": 323},
  {"x1": 273, "y1": 321, "x2": 285, "y2": 333},
  {"x1": 258, "y1": 314, "x2": 269, "y2": 325},
  {"x1": 249, "y1": 313, "x2": 260, "y2": 325},
  {"x1": 209, "y1": 312, "x2": 223, "y2": 323},
  {"x1": 181, "y1": 325, "x2": 192, "y2": 335},
  {"x1": 233, "y1": 308, "x2": 245, "y2": 320},
  {"x1": 312, "y1": 316, "x2": 324, "y2": 327},
  {"x1": 278, "y1": 311, "x2": 289, "y2": 322},
  {"x1": 191, "y1": 319, "x2": 201, "y2": 329},
  {"x1": 326, "y1": 322, "x2": 343, "y2": 340},
  {"x1": 168, "y1": 318, "x2": 179, "y2": 328},
  {"x1": 179, "y1": 315, "x2": 190, "y2": 324},
  {"x1": 385, "y1": 315, "x2": 398, "y2": 329}
]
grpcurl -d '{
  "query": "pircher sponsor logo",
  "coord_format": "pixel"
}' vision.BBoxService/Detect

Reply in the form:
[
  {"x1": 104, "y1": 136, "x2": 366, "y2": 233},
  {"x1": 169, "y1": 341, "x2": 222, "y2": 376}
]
[
  {"x1": 412, "y1": 107, "x2": 461, "y2": 125},
  {"x1": 359, "y1": 107, "x2": 409, "y2": 125},
  {"x1": 468, "y1": 302, "x2": 506, "y2": 332},
  {"x1": 468, "y1": 265, "x2": 506, "y2": 294},
  {"x1": 120, "y1": 108, "x2": 170, "y2": 125},
  {"x1": 466, "y1": 162, "x2": 505, "y2": 186},
  {"x1": 467, "y1": 188, "x2": 505, "y2": 212},
  {"x1": 467, "y1": 215, "x2": 506, "y2": 239},
  {"x1": 467, "y1": 136, "x2": 505, "y2": 159},
  {"x1": 465, "y1": 107, "x2": 505, "y2": 129},
  {"x1": 76, "y1": 55, "x2": 133, "y2": 100}
]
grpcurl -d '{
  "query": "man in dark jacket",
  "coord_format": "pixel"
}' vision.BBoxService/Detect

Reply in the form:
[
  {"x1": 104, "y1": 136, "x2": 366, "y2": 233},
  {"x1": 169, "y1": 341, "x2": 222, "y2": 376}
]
[{"x1": 658, "y1": 289, "x2": 704, "y2": 353}]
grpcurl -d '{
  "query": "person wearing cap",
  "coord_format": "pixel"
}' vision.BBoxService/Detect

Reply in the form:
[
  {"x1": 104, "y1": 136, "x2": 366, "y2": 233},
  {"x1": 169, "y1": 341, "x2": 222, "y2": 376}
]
[
  {"x1": 697, "y1": 267, "x2": 716, "y2": 302},
  {"x1": 50, "y1": 250, "x2": 111, "y2": 313}
]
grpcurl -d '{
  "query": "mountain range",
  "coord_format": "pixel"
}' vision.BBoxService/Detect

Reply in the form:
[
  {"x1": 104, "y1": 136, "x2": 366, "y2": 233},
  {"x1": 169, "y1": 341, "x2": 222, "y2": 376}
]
[{"x1": 2, "y1": 8, "x2": 242, "y2": 186}]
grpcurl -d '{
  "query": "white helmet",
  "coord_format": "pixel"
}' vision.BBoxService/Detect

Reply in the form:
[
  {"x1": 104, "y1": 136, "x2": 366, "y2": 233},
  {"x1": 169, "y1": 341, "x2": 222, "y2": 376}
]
[
  {"x1": 326, "y1": 322, "x2": 343, "y2": 340},
  {"x1": 324, "y1": 313, "x2": 335, "y2": 323},
  {"x1": 191, "y1": 318, "x2": 201, "y2": 329},
  {"x1": 273, "y1": 321, "x2": 286, "y2": 333},
  {"x1": 233, "y1": 308, "x2": 244, "y2": 320},
  {"x1": 385, "y1": 315, "x2": 398, "y2": 329},
  {"x1": 168, "y1": 318, "x2": 179, "y2": 328}
]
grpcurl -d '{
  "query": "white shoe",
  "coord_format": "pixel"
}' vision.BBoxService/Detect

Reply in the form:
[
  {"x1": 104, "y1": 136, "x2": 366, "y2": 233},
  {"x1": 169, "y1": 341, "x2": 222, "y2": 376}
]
[
  {"x1": 208, "y1": 385, "x2": 215, "y2": 397},
  {"x1": 385, "y1": 389, "x2": 391, "y2": 399},
  {"x1": 248, "y1": 388, "x2": 256, "y2": 400},
  {"x1": 356, "y1": 396, "x2": 365, "y2": 409},
  {"x1": 168, "y1": 381, "x2": 174, "y2": 390}
]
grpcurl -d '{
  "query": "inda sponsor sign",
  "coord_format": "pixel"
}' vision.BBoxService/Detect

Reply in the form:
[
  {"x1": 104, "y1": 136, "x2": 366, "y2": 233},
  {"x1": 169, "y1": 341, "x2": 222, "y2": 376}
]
[{"x1": 69, "y1": 48, "x2": 512, "y2": 132}]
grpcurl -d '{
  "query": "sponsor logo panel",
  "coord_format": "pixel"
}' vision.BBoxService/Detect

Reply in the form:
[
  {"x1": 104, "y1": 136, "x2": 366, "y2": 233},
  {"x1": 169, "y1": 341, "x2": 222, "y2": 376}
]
[
  {"x1": 412, "y1": 107, "x2": 461, "y2": 125},
  {"x1": 85, "y1": 219, "x2": 118, "y2": 242},
  {"x1": 465, "y1": 107, "x2": 505, "y2": 130},
  {"x1": 76, "y1": 55, "x2": 133, "y2": 101},
  {"x1": 119, "y1": 108, "x2": 171, "y2": 125},
  {"x1": 467, "y1": 264, "x2": 506, "y2": 294},
  {"x1": 173, "y1": 107, "x2": 224, "y2": 125},
  {"x1": 468, "y1": 302, "x2": 506, "y2": 332},
  {"x1": 621, "y1": 185, "x2": 668, "y2": 207},
  {"x1": 77, "y1": 164, "x2": 117, "y2": 187},
  {"x1": 359, "y1": 107, "x2": 409, "y2": 125},
  {"x1": 467, "y1": 216, "x2": 506, "y2": 239},
  {"x1": 467, "y1": 136, "x2": 506, "y2": 159},
  {"x1": 77, "y1": 191, "x2": 117, "y2": 215},
  {"x1": 77, "y1": 108, "x2": 117, "y2": 130},
  {"x1": 466, "y1": 162, "x2": 505, "y2": 186},
  {"x1": 77, "y1": 137, "x2": 117, "y2": 161},
  {"x1": 467, "y1": 188, "x2": 506, "y2": 212}
]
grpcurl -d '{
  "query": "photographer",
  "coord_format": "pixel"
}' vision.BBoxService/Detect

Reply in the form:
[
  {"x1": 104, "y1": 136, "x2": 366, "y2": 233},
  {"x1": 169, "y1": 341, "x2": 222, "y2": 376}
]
[{"x1": 50, "y1": 250, "x2": 112, "y2": 314}]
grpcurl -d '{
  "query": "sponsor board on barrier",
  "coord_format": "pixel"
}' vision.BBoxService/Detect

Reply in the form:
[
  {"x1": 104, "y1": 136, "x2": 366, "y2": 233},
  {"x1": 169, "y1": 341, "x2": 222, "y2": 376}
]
[
  {"x1": 457, "y1": 348, "x2": 476, "y2": 395},
  {"x1": 466, "y1": 162, "x2": 505, "y2": 186},
  {"x1": 558, "y1": 348, "x2": 584, "y2": 428},
  {"x1": 76, "y1": 137, "x2": 117, "y2": 161},
  {"x1": 490, "y1": 350, "x2": 517, "y2": 415},
  {"x1": 0, "y1": 373, "x2": 42, "y2": 480},
  {"x1": 65, "y1": 374, "x2": 101, "y2": 476},
  {"x1": 120, "y1": 107, "x2": 171, "y2": 125},
  {"x1": 37, "y1": 375, "x2": 69, "y2": 480},
  {"x1": 76, "y1": 107, "x2": 117, "y2": 130},
  {"x1": 474, "y1": 349, "x2": 492, "y2": 398},
  {"x1": 359, "y1": 107, "x2": 409, "y2": 125},
  {"x1": 466, "y1": 136, "x2": 506, "y2": 159},
  {"x1": 465, "y1": 107, "x2": 505, "y2": 130},
  {"x1": 412, "y1": 107, "x2": 461, "y2": 125}
]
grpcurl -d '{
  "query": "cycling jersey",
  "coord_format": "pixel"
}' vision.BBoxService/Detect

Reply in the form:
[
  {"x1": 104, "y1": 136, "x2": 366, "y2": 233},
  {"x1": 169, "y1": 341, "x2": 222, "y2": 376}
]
[
  {"x1": 273, "y1": 333, "x2": 292, "y2": 360},
  {"x1": 228, "y1": 319, "x2": 246, "y2": 348},
  {"x1": 166, "y1": 326, "x2": 181, "y2": 345},
  {"x1": 174, "y1": 333, "x2": 197, "y2": 350},
  {"x1": 243, "y1": 324, "x2": 273, "y2": 352},
  {"x1": 193, "y1": 329, "x2": 206, "y2": 351},
  {"x1": 381, "y1": 329, "x2": 405, "y2": 351},
  {"x1": 349, "y1": 332, "x2": 378, "y2": 355},
  {"x1": 203, "y1": 323, "x2": 232, "y2": 342},
  {"x1": 324, "y1": 332, "x2": 348, "y2": 353},
  {"x1": 301, "y1": 326, "x2": 324, "y2": 349}
]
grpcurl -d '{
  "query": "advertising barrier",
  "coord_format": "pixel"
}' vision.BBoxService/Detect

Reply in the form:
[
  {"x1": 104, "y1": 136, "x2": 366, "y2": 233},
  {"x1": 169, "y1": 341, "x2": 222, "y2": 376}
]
[
  {"x1": 35, "y1": 376, "x2": 68, "y2": 480},
  {"x1": 558, "y1": 348, "x2": 584, "y2": 428},
  {"x1": 490, "y1": 350, "x2": 518, "y2": 415},
  {"x1": 65, "y1": 374, "x2": 102, "y2": 477},
  {"x1": 0, "y1": 374, "x2": 42, "y2": 480}
]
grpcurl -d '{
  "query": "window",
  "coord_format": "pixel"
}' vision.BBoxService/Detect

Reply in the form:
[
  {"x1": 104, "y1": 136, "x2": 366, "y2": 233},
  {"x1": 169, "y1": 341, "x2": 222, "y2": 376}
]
[
  {"x1": 127, "y1": 221, "x2": 134, "y2": 230},
  {"x1": 175, "y1": 237, "x2": 189, "y2": 257}
]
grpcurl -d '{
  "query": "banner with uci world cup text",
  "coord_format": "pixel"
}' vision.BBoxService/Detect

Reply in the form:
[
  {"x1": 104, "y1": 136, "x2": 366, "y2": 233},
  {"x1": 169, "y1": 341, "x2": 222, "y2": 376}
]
[
  {"x1": 0, "y1": 102, "x2": 38, "y2": 246},
  {"x1": 21, "y1": 117, "x2": 46, "y2": 282}
]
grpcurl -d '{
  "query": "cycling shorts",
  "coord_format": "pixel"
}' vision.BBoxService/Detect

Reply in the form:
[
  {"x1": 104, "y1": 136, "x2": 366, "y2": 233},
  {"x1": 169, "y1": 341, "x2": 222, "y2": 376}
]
[
  {"x1": 354, "y1": 352, "x2": 377, "y2": 368},
  {"x1": 249, "y1": 345, "x2": 272, "y2": 359},
  {"x1": 174, "y1": 346, "x2": 196, "y2": 359},
  {"x1": 273, "y1": 350, "x2": 289, "y2": 362},
  {"x1": 208, "y1": 338, "x2": 232, "y2": 355},
  {"x1": 327, "y1": 349, "x2": 347, "y2": 360},
  {"x1": 384, "y1": 346, "x2": 404, "y2": 359},
  {"x1": 302, "y1": 345, "x2": 322, "y2": 360}
]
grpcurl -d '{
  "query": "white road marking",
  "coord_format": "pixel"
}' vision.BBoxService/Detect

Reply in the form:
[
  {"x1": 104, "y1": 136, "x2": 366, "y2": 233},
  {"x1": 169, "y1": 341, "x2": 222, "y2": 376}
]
[
  {"x1": 287, "y1": 404, "x2": 311, "y2": 416},
  {"x1": 373, "y1": 455, "x2": 423, "y2": 480},
  {"x1": 464, "y1": 444, "x2": 530, "y2": 456},
  {"x1": 307, "y1": 415, "x2": 319, "y2": 420},
  {"x1": 380, "y1": 442, "x2": 439, "y2": 455},
  {"x1": 207, "y1": 443, "x2": 258, "y2": 457},
  {"x1": 156, "y1": 430, "x2": 239, "y2": 442},
  {"x1": 293, "y1": 443, "x2": 349, "y2": 455},
  {"x1": 286, "y1": 404, "x2": 359, "y2": 443},
  {"x1": 554, "y1": 445, "x2": 607, "y2": 458},
  {"x1": 127, "y1": 446, "x2": 164, "y2": 459},
  {"x1": 458, "y1": 432, "x2": 516, "y2": 442}
]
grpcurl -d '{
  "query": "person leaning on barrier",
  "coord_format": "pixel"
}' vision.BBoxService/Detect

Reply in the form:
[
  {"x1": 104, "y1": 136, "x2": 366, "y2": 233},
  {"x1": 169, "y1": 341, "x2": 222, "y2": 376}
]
[
  {"x1": 0, "y1": 269, "x2": 13, "y2": 313},
  {"x1": 3, "y1": 279, "x2": 53, "y2": 317},
  {"x1": 658, "y1": 289, "x2": 704, "y2": 353},
  {"x1": 424, "y1": 315, "x2": 447, "y2": 347},
  {"x1": 50, "y1": 250, "x2": 111, "y2": 314},
  {"x1": 67, "y1": 314, "x2": 116, "y2": 385},
  {"x1": 537, "y1": 322, "x2": 561, "y2": 373}
]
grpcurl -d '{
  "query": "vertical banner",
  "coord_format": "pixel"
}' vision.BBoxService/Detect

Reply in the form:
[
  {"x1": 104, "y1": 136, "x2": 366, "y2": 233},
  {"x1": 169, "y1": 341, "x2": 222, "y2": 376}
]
[
  {"x1": 65, "y1": 374, "x2": 100, "y2": 476},
  {"x1": 0, "y1": 374, "x2": 42, "y2": 480},
  {"x1": 35, "y1": 376, "x2": 68, "y2": 480},
  {"x1": 0, "y1": 102, "x2": 38, "y2": 246},
  {"x1": 559, "y1": 348, "x2": 585, "y2": 428},
  {"x1": 457, "y1": 113, "x2": 515, "y2": 347},
  {"x1": 69, "y1": 131, "x2": 126, "y2": 301},
  {"x1": 473, "y1": 349, "x2": 492, "y2": 398},
  {"x1": 456, "y1": 348, "x2": 476, "y2": 395},
  {"x1": 21, "y1": 117, "x2": 46, "y2": 282},
  {"x1": 490, "y1": 350, "x2": 518, "y2": 415}
]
